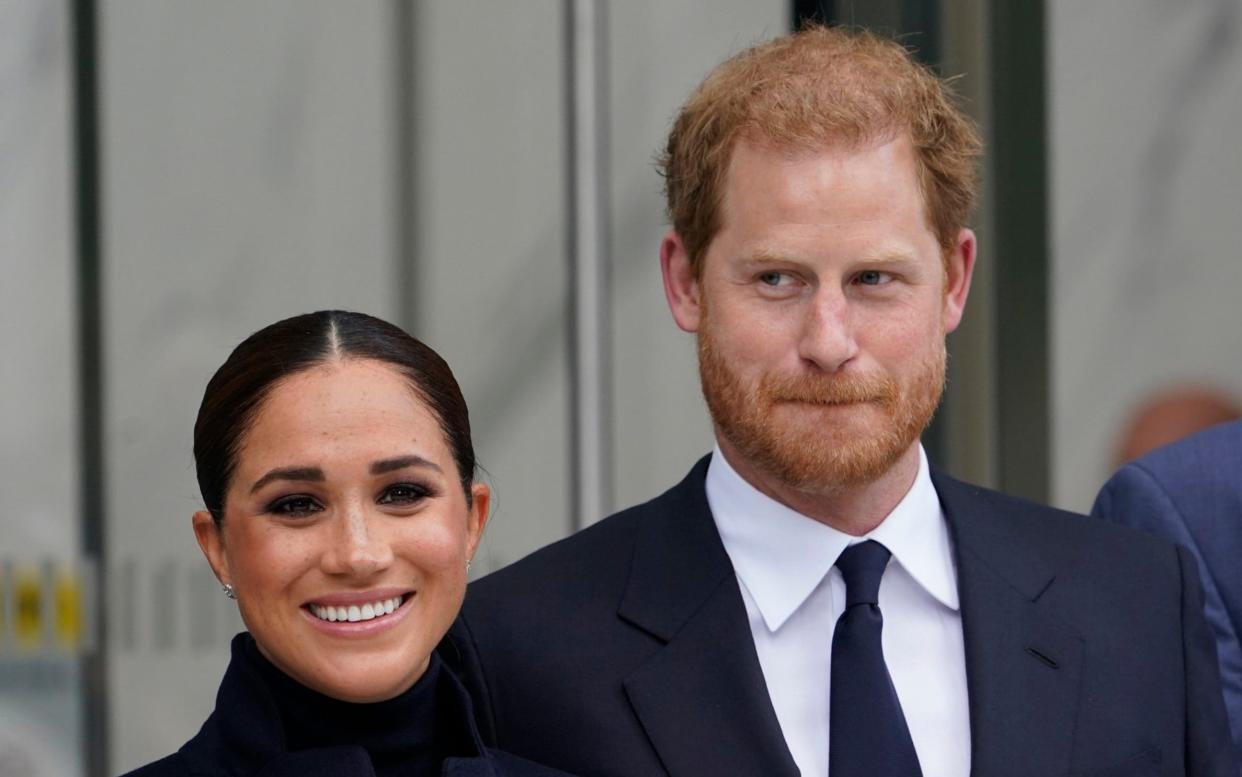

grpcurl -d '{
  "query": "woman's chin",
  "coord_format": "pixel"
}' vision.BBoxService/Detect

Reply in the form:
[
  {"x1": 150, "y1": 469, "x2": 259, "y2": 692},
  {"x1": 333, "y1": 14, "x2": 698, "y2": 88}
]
[
  {"x1": 254, "y1": 622, "x2": 434, "y2": 704},
  {"x1": 297, "y1": 652, "x2": 432, "y2": 704}
]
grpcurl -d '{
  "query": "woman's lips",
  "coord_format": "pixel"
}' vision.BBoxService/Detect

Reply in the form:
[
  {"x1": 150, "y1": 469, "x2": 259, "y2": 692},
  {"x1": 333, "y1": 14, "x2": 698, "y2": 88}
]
[
  {"x1": 308, "y1": 594, "x2": 405, "y2": 623},
  {"x1": 301, "y1": 589, "x2": 416, "y2": 635},
  {"x1": 304, "y1": 587, "x2": 412, "y2": 608}
]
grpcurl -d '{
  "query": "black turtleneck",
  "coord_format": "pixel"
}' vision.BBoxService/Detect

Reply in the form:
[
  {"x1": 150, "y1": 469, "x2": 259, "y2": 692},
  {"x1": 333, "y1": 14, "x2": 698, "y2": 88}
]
[{"x1": 242, "y1": 635, "x2": 475, "y2": 776}]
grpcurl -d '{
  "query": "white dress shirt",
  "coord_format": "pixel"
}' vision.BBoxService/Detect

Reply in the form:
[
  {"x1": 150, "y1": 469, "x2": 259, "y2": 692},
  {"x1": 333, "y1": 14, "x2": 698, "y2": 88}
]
[{"x1": 707, "y1": 444, "x2": 971, "y2": 777}]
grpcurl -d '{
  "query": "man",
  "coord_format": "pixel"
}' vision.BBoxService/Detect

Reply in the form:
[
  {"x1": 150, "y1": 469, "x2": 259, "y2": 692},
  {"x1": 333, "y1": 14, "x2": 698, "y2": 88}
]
[
  {"x1": 1094, "y1": 419, "x2": 1242, "y2": 765},
  {"x1": 443, "y1": 27, "x2": 1235, "y2": 777},
  {"x1": 1111, "y1": 387, "x2": 1240, "y2": 466}
]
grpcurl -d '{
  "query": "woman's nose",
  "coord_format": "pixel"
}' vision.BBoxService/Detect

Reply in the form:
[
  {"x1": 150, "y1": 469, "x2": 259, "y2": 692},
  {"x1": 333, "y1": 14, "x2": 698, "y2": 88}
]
[{"x1": 321, "y1": 505, "x2": 394, "y2": 578}]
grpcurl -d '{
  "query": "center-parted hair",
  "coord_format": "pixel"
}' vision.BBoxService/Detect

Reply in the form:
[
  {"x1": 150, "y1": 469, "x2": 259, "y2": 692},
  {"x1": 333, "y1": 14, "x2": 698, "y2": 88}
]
[
  {"x1": 194, "y1": 310, "x2": 476, "y2": 521},
  {"x1": 659, "y1": 25, "x2": 981, "y2": 274}
]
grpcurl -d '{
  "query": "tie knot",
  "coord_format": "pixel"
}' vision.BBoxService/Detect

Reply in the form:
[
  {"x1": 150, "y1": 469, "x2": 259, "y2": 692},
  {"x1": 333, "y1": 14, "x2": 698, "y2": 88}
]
[{"x1": 835, "y1": 540, "x2": 892, "y2": 607}]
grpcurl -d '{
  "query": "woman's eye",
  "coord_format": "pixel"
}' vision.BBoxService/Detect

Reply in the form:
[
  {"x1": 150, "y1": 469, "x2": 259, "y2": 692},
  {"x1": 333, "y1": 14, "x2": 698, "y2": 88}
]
[
  {"x1": 378, "y1": 483, "x2": 430, "y2": 506},
  {"x1": 268, "y1": 495, "x2": 322, "y2": 517},
  {"x1": 855, "y1": 270, "x2": 891, "y2": 286}
]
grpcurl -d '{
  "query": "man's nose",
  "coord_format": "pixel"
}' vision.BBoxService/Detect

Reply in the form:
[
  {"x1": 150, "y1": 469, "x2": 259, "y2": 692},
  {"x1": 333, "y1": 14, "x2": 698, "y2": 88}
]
[
  {"x1": 797, "y1": 288, "x2": 859, "y2": 372},
  {"x1": 322, "y1": 504, "x2": 394, "y2": 578}
]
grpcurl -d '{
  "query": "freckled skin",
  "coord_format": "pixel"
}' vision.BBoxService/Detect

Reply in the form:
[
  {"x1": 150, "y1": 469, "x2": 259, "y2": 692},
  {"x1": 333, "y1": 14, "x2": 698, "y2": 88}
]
[
  {"x1": 193, "y1": 359, "x2": 489, "y2": 703},
  {"x1": 660, "y1": 136, "x2": 976, "y2": 534}
]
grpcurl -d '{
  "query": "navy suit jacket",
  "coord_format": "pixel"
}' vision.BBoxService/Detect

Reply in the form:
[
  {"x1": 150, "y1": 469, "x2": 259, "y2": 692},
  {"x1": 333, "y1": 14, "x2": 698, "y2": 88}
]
[
  {"x1": 1093, "y1": 419, "x2": 1242, "y2": 764},
  {"x1": 444, "y1": 456, "x2": 1236, "y2": 777}
]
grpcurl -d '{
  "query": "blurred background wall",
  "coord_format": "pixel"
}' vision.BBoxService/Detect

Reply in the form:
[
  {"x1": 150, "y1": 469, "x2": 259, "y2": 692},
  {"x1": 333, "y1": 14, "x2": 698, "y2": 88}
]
[
  {"x1": 3, "y1": 1, "x2": 1241, "y2": 774},
  {"x1": 1048, "y1": 0, "x2": 1242, "y2": 511},
  {"x1": 1, "y1": 2, "x2": 85, "y2": 774},
  {"x1": 101, "y1": 2, "x2": 399, "y2": 768}
]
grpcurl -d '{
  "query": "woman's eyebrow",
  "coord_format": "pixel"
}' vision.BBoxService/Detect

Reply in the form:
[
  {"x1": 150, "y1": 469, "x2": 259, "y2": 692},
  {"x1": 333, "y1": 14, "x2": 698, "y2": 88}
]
[
  {"x1": 370, "y1": 455, "x2": 442, "y2": 475},
  {"x1": 250, "y1": 466, "x2": 324, "y2": 493}
]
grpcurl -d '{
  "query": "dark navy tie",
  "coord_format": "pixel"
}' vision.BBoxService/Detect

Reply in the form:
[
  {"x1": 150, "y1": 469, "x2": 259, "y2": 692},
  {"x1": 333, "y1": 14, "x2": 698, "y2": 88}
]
[{"x1": 829, "y1": 540, "x2": 923, "y2": 777}]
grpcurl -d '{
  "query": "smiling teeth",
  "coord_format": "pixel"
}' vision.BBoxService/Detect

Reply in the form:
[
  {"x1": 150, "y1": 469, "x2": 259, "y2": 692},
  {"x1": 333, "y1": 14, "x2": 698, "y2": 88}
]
[{"x1": 310, "y1": 596, "x2": 403, "y2": 623}]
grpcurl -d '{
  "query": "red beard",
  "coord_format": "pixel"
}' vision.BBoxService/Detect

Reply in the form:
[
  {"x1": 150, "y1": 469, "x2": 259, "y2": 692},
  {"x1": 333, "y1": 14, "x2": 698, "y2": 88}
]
[{"x1": 697, "y1": 325, "x2": 945, "y2": 494}]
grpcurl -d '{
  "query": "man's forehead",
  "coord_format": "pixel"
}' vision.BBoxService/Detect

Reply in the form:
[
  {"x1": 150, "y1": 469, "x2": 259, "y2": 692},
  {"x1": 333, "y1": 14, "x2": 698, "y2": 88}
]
[
  {"x1": 730, "y1": 126, "x2": 909, "y2": 165},
  {"x1": 713, "y1": 133, "x2": 929, "y2": 229},
  {"x1": 718, "y1": 133, "x2": 922, "y2": 208}
]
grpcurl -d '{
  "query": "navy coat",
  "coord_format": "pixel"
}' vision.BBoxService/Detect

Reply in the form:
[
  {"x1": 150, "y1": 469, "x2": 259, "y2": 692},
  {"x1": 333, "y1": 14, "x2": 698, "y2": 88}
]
[
  {"x1": 444, "y1": 455, "x2": 1236, "y2": 777},
  {"x1": 122, "y1": 634, "x2": 572, "y2": 777},
  {"x1": 1094, "y1": 419, "x2": 1242, "y2": 764}
]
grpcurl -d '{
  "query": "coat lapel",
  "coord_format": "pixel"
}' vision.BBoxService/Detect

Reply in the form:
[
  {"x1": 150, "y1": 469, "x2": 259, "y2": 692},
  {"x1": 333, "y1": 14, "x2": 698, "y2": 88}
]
[
  {"x1": 612, "y1": 460, "x2": 1087, "y2": 777},
  {"x1": 933, "y1": 472, "x2": 1085, "y2": 777},
  {"x1": 618, "y1": 457, "x2": 799, "y2": 777}
]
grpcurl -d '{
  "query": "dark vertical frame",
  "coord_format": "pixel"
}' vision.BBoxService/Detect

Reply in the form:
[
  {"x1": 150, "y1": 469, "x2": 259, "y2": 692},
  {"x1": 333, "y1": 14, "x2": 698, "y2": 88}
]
[
  {"x1": 71, "y1": 0, "x2": 108, "y2": 773},
  {"x1": 988, "y1": 1, "x2": 1049, "y2": 501},
  {"x1": 792, "y1": 0, "x2": 831, "y2": 28},
  {"x1": 899, "y1": 0, "x2": 940, "y2": 71},
  {"x1": 795, "y1": 0, "x2": 939, "y2": 67}
]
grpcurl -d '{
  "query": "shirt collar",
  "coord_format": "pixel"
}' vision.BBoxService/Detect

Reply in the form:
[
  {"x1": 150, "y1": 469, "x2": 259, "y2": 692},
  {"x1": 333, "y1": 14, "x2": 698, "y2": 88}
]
[{"x1": 706, "y1": 444, "x2": 959, "y2": 633}]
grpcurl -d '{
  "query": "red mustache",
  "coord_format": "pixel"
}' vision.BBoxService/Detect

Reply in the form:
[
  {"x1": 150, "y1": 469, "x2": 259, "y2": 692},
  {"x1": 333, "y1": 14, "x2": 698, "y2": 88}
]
[{"x1": 761, "y1": 372, "x2": 897, "y2": 405}]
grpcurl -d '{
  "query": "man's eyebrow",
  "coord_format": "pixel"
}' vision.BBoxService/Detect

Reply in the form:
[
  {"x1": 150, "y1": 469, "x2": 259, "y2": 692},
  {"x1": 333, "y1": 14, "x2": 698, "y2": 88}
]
[
  {"x1": 370, "y1": 455, "x2": 442, "y2": 476},
  {"x1": 746, "y1": 249, "x2": 800, "y2": 264},
  {"x1": 250, "y1": 467, "x2": 325, "y2": 493},
  {"x1": 856, "y1": 249, "x2": 916, "y2": 264},
  {"x1": 744, "y1": 249, "x2": 915, "y2": 265}
]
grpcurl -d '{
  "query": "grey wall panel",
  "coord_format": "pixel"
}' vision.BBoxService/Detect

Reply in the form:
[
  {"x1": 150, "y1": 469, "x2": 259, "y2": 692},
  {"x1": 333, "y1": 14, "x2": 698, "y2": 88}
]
[
  {"x1": 607, "y1": 1, "x2": 787, "y2": 509},
  {"x1": 409, "y1": 0, "x2": 573, "y2": 571},
  {"x1": 1049, "y1": 0, "x2": 1242, "y2": 510},
  {"x1": 99, "y1": 2, "x2": 397, "y2": 771},
  {"x1": 0, "y1": 1, "x2": 85, "y2": 775},
  {"x1": 1, "y1": 0, "x2": 79, "y2": 557}
]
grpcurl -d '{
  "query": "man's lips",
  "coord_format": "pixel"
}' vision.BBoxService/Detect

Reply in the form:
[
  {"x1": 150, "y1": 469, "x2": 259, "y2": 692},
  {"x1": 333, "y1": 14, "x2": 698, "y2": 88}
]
[{"x1": 775, "y1": 397, "x2": 883, "y2": 406}]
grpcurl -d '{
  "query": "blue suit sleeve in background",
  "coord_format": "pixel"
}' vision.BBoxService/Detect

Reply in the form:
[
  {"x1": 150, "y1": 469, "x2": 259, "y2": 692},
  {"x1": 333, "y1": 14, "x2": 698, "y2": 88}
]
[{"x1": 1092, "y1": 421, "x2": 1242, "y2": 767}]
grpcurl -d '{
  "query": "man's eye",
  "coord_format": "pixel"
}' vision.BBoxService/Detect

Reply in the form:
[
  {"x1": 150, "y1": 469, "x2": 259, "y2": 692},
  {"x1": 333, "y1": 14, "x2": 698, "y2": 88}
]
[
  {"x1": 378, "y1": 483, "x2": 431, "y2": 505},
  {"x1": 759, "y1": 271, "x2": 790, "y2": 286},
  {"x1": 268, "y1": 495, "x2": 322, "y2": 517},
  {"x1": 856, "y1": 270, "x2": 891, "y2": 286}
]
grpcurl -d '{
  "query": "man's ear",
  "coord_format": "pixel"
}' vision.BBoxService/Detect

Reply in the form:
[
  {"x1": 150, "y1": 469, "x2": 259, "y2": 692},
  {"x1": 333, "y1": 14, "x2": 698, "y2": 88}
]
[
  {"x1": 660, "y1": 230, "x2": 703, "y2": 333},
  {"x1": 192, "y1": 510, "x2": 231, "y2": 586},
  {"x1": 465, "y1": 483, "x2": 491, "y2": 563},
  {"x1": 942, "y1": 227, "x2": 977, "y2": 334}
]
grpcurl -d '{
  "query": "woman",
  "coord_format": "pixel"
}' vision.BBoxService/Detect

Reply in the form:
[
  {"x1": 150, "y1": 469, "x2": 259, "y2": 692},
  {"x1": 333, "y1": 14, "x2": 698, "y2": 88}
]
[{"x1": 124, "y1": 311, "x2": 570, "y2": 777}]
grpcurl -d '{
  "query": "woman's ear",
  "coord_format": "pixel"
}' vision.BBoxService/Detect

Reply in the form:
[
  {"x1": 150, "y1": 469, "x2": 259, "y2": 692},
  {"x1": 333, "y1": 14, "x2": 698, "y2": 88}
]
[
  {"x1": 465, "y1": 483, "x2": 491, "y2": 562},
  {"x1": 192, "y1": 510, "x2": 231, "y2": 586}
]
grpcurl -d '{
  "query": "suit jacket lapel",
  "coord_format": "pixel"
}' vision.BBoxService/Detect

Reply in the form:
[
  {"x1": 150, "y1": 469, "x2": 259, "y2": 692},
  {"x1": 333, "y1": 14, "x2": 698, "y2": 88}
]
[
  {"x1": 933, "y1": 472, "x2": 1085, "y2": 777},
  {"x1": 618, "y1": 457, "x2": 799, "y2": 777}
]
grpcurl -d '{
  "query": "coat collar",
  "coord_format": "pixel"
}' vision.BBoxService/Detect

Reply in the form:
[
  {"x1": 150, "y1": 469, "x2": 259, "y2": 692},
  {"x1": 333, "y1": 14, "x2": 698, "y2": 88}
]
[
  {"x1": 708, "y1": 443, "x2": 958, "y2": 633},
  {"x1": 178, "y1": 633, "x2": 501, "y2": 777}
]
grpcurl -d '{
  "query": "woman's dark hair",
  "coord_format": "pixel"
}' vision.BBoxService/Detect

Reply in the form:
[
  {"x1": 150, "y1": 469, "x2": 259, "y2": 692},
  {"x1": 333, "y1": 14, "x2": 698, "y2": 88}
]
[{"x1": 194, "y1": 310, "x2": 476, "y2": 521}]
